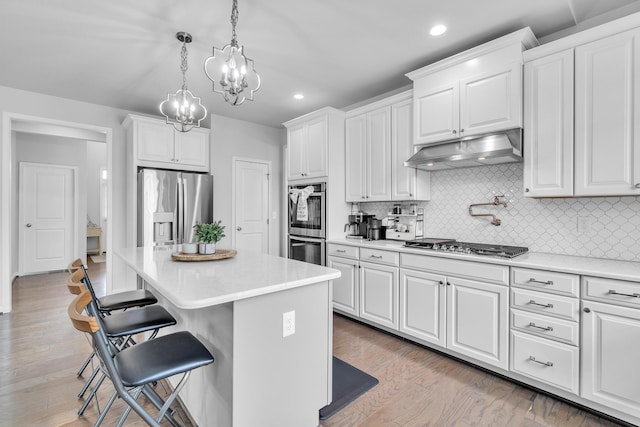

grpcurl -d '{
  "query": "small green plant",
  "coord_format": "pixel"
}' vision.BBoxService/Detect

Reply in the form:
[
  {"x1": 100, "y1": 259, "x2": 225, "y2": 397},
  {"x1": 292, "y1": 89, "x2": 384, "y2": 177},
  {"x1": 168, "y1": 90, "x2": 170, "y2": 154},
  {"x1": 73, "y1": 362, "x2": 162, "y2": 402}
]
[{"x1": 193, "y1": 221, "x2": 225, "y2": 244}]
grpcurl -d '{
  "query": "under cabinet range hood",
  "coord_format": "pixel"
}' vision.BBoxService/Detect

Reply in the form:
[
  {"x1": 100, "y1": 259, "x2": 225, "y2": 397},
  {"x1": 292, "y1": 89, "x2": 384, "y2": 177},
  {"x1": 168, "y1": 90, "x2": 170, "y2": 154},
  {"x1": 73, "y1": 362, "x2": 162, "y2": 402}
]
[{"x1": 404, "y1": 128, "x2": 523, "y2": 171}]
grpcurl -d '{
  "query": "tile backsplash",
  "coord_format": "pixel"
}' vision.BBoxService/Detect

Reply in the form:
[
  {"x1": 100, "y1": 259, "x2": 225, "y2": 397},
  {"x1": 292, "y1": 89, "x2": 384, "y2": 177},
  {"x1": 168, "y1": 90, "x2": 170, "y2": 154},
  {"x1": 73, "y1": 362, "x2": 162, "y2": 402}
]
[{"x1": 358, "y1": 163, "x2": 640, "y2": 262}]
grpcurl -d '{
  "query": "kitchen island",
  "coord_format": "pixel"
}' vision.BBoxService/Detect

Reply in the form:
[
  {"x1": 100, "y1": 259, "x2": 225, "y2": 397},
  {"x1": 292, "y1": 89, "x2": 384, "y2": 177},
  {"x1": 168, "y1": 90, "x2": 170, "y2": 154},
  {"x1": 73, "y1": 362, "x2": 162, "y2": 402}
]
[{"x1": 116, "y1": 245, "x2": 340, "y2": 427}]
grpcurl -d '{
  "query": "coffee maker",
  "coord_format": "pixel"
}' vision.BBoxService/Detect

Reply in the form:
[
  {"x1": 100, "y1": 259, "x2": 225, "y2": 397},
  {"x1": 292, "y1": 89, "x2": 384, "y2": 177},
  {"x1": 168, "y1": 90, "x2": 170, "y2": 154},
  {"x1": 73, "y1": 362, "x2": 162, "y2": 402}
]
[{"x1": 345, "y1": 213, "x2": 374, "y2": 239}]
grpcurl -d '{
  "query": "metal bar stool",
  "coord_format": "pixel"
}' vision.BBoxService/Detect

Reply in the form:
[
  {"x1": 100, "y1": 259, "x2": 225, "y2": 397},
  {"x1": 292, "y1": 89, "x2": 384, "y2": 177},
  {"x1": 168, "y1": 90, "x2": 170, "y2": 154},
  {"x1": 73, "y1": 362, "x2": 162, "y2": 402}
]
[{"x1": 68, "y1": 289, "x2": 214, "y2": 427}]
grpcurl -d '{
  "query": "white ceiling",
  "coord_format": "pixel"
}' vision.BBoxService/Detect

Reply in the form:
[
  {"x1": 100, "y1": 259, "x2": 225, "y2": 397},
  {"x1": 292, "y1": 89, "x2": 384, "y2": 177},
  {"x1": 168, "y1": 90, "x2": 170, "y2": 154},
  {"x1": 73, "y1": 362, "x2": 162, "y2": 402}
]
[{"x1": 2, "y1": 0, "x2": 640, "y2": 128}]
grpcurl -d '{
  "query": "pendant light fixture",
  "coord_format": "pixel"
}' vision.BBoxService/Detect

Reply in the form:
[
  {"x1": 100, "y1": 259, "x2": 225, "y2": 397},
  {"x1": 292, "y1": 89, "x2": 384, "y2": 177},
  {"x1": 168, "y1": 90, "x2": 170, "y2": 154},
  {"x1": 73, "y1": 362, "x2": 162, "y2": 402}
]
[
  {"x1": 204, "y1": 0, "x2": 261, "y2": 106},
  {"x1": 159, "y1": 32, "x2": 207, "y2": 132}
]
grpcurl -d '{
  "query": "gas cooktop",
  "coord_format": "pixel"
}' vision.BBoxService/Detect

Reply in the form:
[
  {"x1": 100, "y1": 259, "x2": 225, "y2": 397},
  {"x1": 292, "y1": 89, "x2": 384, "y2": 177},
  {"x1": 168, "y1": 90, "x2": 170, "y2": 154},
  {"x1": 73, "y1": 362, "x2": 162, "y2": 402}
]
[{"x1": 403, "y1": 238, "x2": 528, "y2": 258}]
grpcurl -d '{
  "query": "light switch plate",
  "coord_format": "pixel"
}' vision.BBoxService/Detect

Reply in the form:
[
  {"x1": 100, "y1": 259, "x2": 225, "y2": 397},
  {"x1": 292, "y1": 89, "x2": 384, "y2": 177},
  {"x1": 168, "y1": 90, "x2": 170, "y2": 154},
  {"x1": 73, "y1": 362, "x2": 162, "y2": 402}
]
[{"x1": 282, "y1": 310, "x2": 295, "y2": 337}]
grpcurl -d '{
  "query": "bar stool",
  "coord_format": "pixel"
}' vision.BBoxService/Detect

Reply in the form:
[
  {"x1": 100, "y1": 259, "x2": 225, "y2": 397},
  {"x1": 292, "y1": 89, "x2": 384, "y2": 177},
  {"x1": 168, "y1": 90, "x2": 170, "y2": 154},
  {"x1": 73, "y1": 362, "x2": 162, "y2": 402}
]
[
  {"x1": 66, "y1": 269, "x2": 177, "y2": 416},
  {"x1": 68, "y1": 289, "x2": 214, "y2": 427}
]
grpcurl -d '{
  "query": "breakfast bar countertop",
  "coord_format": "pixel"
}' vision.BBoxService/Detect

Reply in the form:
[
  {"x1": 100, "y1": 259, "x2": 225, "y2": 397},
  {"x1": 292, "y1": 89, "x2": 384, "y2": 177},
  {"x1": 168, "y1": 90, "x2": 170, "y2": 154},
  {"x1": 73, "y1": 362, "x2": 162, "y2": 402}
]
[{"x1": 116, "y1": 245, "x2": 341, "y2": 309}]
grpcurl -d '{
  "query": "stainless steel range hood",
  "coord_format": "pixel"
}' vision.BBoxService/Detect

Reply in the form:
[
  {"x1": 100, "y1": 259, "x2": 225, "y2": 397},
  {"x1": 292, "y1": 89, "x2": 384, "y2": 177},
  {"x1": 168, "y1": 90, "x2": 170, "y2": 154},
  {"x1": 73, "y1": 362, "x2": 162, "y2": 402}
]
[{"x1": 404, "y1": 128, "x2": 523, "y2": 171}]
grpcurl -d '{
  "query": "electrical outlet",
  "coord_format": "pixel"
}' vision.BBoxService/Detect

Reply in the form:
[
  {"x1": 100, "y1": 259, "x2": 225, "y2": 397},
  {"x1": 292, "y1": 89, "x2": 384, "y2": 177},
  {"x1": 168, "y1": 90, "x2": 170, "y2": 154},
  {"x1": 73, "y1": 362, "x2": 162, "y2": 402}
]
[
  {"x1": 577, "y1": 216, "x2": 591, "y2": 234},
  {"x1": 282, "y1": 310, "x2": 295, "y2": 337}
]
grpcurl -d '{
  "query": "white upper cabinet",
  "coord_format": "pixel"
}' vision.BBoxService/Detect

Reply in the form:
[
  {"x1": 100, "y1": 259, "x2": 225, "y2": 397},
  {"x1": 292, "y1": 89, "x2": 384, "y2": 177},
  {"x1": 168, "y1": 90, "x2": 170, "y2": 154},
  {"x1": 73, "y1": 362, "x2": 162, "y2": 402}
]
[
  {"x1": 346, "y1": 91, "x2": 430, "y2": 202},
  {"x1": 524, "y1": 19, "x2": 640, "y2": 197},
  {"x1": 285, "y1": 110, "x2": 337, "y2": 181},
  {"x1": 407, "y1": 28, "x2": 537, "y2": 146},
  {"x1": 124, "y1": 114, "x2": 210, "y2": 172},
  {"x1": 575, "y1": 28, "x2": 640, "y2": 196},
  {"x1": 523, "y1": 50, "x2": 574, "y2": 197}
]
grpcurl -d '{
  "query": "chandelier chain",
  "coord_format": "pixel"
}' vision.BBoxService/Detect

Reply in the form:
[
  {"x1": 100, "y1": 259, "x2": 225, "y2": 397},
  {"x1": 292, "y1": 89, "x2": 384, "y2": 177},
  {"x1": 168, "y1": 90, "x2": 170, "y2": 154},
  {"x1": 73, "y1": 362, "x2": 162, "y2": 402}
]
[
  {"x1": 180, "y1": 42, "x2": 189, "y2": 90},
  {"x1": 230, "y1": 0, "x2": 239, "y2": 47}
]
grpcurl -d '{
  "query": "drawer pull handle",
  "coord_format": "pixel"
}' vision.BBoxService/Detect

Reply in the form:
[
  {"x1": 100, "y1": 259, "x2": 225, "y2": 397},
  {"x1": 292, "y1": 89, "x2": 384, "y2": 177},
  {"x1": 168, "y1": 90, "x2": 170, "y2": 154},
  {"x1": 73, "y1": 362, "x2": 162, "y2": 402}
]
[
  {"x1": 369, "y1": 255, "x2": 383, "y2": 259},
  {"x1": 528, "y1": 300, "x2": 553, "y2": 309},
  {"x1": 336, "y1": 250, "x2": 346, "y2": 253},
  {"x1": 527, "y1": 322, "x2": 553, "y2": 332},
  {"x1": 529, "y1": 356, "x2": 553, "y2": 367},
  {"x1": 528, "y1": 278, "x2": 553, "y2": 286},
  {"x1": 608, "y1": 289, "x2": 640, "y2": 298}
]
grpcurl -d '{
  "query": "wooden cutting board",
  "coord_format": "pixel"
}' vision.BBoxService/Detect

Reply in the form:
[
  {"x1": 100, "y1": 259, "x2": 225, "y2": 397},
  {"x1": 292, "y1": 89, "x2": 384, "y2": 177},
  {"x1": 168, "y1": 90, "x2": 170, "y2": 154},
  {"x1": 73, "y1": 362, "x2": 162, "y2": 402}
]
[{"x1": 171, "y1": 249, "x2": 237, "y2": 262}]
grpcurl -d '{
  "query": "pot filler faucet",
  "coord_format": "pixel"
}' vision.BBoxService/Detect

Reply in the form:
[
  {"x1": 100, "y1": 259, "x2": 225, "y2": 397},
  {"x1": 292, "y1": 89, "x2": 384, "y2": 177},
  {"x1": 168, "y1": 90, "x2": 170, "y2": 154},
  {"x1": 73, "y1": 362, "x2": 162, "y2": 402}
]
[{"x1": 468, "y1": 195, "x2": 508, "y2": 226}]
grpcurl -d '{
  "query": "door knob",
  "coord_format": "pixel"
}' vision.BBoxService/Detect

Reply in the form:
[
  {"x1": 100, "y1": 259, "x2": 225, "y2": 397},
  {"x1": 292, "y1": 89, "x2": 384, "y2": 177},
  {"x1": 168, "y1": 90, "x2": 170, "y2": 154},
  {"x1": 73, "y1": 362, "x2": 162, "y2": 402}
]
[
  {"x1": 25, "y1": 223, "x2": 32, "y2": 228},
  {"x1": 236, "y1": 226, "x2": 242, "y2": 231}
]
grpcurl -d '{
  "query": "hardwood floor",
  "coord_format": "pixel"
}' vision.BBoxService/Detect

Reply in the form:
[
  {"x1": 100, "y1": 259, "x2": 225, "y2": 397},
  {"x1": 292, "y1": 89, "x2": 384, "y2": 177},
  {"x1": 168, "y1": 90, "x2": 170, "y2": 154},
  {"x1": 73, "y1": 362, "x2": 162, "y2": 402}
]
[
  {"x1": 322, "y1": 314, "x2": 626, "y2": 427},
  {"x1": 0, "y1": 259, "x2": 192, "y2": 426},
  {"x1": 0, "y1": 260, "x2": 628, "y2": 426}
]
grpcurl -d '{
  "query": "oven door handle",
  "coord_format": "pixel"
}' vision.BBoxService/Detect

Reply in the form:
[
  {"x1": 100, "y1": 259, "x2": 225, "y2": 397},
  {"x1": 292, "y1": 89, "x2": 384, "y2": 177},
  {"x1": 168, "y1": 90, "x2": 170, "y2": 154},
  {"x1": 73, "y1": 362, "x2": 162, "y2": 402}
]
[{"x1": 289, "y1": 235, "x2": 325, "y2": 243}]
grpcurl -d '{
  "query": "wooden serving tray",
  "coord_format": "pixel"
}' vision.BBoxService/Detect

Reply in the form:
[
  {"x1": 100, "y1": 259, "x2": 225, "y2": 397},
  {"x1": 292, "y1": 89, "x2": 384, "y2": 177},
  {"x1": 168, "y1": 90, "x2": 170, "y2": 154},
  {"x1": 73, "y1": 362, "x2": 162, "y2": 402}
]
[{"x1": 171, "y1": 249, "x2": 237, "y2": 262}]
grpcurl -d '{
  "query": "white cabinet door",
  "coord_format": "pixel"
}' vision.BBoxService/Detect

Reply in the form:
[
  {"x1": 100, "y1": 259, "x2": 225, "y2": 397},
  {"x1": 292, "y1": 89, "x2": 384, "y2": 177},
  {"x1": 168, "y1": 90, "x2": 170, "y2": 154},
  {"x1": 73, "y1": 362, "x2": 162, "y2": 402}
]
[
  {"x1": 399, "y1": 269, "x2": 446, "y2": 347},
  {"x1": 136, "y1": 119, "x2": 175, "y2": 164},
  {"x1": 447, "y1": 277, "x2": 509, "y2": 369},
  {"x1": 174, "y1": 129, "x2": 209, "y2": 169},
  {"x1": 287, "y1": 125, "x2": 306, "y2": 180},
  {"x1": 459, "y1": 62, "x2": 522, "y2": 138},
  {"x1": 366, "y1": 107, "x2": 392, "y2": 201},
  {"x1": 328, "y1": 256, "x2": 359, "y2": 316},
  {"x1": 582, "y1": 300, "x2": 640, "y2": 418},
  {"x1": 575, "y1": 29, "x2": 640, "y2": 196},
  {"x1": 345, "y1": 115, "x2": 367, "y2": 202},
  {"x1": 523, "y1": 50, "x2": 574, "y2": 197},
  {"x1": 305, "y1": 116, "x2": 328, "y2": 179},
  {"x1": 413, "y1": 81, "x2": 459, "y2": 145},
  {"x1": 359, "y1": 261, "x2": 398, "y2": 330},
  {"x1": 391, "y1": 99, "x2": 417, "y2": 201}
]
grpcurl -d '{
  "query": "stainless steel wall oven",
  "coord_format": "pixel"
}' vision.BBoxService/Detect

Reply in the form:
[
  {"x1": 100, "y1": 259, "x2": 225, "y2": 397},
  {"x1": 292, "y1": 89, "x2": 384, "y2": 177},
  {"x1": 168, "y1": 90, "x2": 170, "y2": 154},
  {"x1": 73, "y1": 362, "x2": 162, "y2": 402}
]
[{"x1": 288, "y1": 182, "x2": 326, "y2": 265}]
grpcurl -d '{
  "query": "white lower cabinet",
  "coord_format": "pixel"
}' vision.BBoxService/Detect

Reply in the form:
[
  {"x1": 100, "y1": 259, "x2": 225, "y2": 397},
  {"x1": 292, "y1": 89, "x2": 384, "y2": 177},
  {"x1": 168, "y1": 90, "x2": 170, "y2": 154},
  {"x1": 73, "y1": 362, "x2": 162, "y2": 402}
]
[
  {"x1": 399, "y1": 269, "x2": 446, "y2": 346},
  {"x1": 359, "y1": 261, "x2": 399, "y2": 330},
  {"x1": 582, "y1": 297, "x2": 640, "y2": 419},
  {"x1": 327, "y1": 255, "x2": 359, "y2": 316},
  {"x1": 446, "y1": 276, "x2": 509, "y2": 370}
]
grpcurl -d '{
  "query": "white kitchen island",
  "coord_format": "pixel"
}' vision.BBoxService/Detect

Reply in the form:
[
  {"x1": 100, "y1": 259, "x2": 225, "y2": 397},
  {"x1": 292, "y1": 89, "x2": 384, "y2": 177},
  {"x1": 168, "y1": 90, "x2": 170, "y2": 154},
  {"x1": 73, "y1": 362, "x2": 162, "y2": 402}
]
[{"x1": 116, "y1": 245, "x2": 340, "y2": 427}]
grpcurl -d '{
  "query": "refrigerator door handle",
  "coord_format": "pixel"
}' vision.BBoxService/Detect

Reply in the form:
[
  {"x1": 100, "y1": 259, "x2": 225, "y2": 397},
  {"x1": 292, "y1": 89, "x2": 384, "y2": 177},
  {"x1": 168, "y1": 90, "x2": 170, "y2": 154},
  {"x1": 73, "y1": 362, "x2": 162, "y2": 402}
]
[{"x1": 176, "y1": 176, "x2": 184, "y2": 244}]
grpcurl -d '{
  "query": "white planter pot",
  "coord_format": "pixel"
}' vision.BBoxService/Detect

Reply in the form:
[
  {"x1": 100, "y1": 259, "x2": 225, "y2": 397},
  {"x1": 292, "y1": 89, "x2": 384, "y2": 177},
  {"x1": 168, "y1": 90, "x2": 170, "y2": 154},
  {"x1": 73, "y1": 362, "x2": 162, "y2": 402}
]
[{"x1": 199, "y1": 243, "x2": 216, "y2": 254}]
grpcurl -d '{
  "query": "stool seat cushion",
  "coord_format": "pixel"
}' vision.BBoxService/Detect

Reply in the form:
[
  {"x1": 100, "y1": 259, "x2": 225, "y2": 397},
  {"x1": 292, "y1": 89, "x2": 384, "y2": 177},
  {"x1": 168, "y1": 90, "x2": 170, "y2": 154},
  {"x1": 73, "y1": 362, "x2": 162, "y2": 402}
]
[
  {"x1": 102, "y1": 305, "x2": 176, "y2": 337},
  {"x1": 98, "y1": 289, "x2": 157, "y2": 312},
  {"x1": 114, "y1": 331, "x2": 214, "y2": 387}
]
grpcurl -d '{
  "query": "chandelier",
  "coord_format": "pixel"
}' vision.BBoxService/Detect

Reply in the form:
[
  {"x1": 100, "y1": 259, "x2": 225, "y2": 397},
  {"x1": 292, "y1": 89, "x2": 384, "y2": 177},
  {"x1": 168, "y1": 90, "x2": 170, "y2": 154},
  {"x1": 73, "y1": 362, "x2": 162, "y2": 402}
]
[
  {"x1": 159, "y1": 32, "x2": 207, "y2": 132},
  {"x1": 204, "y1": 0, "x2": 261, "y2": 106}
]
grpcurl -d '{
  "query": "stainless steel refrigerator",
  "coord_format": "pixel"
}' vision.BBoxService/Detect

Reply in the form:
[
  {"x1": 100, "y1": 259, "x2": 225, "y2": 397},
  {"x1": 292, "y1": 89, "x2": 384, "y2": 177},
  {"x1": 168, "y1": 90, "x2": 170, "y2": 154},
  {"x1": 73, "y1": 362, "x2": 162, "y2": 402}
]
[{"x1": 137, "y1": 168, "x2": 213, "y2": 247}]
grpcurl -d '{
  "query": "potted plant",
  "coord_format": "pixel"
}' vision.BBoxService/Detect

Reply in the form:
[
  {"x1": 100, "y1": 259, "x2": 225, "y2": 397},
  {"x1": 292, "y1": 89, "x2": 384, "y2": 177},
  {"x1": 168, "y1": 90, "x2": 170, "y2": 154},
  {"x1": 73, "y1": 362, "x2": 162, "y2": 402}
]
[{"x1": 193, "y1": 221, "x2": 225, "y2": 254}]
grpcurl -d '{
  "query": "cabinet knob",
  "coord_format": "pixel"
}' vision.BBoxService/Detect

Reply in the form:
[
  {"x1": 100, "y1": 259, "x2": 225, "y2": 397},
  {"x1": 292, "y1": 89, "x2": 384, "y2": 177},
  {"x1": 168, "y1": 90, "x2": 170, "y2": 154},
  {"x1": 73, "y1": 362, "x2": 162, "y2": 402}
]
[
  {"x1": 236, "y1": 226, "x2": 242, "y2": 231},
  {"x1": 25, "y1": 223, "x2": 32, "y2": 228},
  {"x1": 525, "y1": 188, "x2": 530, "y2": 192},
  {"x1": 446, "y1": 282, "x2": 451, "y2": 286},
  {"x1": 583, "y1": 307, "x2": 591, "y2": 313},
  {"x1": 460, "y1": 129, "x2": 464, "y2": 133},
  {"x1": 635, "y1": 183, "x2": 640, "y2": 188},
  {"x1": 452, "y1": 130, "x2": 457, "y2": 135},
  {"x1": 438, "y1": 280, "x2": 444, "y2": 285}
]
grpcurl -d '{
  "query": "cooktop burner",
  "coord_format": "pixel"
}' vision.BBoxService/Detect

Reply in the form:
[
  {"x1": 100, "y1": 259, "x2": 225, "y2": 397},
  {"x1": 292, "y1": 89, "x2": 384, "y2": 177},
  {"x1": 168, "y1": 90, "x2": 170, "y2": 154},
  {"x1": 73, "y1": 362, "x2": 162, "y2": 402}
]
[{"x1": 403, "y1": 238, "x2": 528, "y2": 258}]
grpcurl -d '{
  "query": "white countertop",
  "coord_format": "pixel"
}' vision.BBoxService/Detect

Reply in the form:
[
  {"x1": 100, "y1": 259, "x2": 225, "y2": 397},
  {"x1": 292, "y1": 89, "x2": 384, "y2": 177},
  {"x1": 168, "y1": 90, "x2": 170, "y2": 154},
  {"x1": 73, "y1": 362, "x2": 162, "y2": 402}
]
[
  {"x1": 328, "y1": 238, "x2": 640, "y2": 282},
  {"x1": 116, "y1": 246, "x2": 341, "y2": 309}
]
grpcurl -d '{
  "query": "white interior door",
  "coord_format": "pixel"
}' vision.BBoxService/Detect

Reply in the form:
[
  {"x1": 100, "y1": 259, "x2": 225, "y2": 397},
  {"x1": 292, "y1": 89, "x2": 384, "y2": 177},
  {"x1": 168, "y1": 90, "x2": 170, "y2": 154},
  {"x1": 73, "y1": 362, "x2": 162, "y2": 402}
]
[
  {"x1": 19, "y1": 162, "x2": 77, "y2": 274},
  {"x1": 233, "y1": 159, "x2": 270, "y2": 254}
]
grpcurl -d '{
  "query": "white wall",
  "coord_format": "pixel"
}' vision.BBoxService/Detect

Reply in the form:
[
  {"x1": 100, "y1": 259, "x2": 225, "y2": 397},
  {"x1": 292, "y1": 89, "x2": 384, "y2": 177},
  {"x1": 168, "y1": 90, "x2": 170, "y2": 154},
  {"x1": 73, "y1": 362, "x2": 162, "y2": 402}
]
[
  {"x1": 14, "y1": 133, "x2": 88, "y2": 267},
  {"x1": 209, "y1": 114, "x2": 286, "y2": 256},
  {"x1": 87, "y1": 140, "x2": 107, "y2": 249}
]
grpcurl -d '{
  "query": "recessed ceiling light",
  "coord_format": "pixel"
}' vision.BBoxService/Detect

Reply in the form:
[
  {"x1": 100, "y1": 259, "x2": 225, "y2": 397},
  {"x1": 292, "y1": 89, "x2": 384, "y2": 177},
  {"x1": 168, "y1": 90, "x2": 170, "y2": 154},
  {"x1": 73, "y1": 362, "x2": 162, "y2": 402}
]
[
  {"x1": 430, "y1": 25, "x2": 447, "y2": 36},
  {"x1": 477, "y1": 156, "x2": 486, "y2": 161},
  {"x1": 293, "y1": 93, "x2": 304, "y2": 100}
]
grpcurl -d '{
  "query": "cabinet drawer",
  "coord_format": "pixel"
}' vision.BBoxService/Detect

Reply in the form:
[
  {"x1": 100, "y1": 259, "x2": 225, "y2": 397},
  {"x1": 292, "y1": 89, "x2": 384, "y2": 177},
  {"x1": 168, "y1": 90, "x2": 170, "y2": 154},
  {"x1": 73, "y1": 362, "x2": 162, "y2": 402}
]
[
  {"x1": 401, "y1": 253, "x2": 508, "y2": 285},
  {"x1": 510, "y1": 331, "x2": 579, "y2": 394},
  {"x1": 511, "y1": 309, "x2": 578, "y2": 346},
  {"x1": 511, "y1": 267, "x2": 578, "y2": 297},
  {"x1": 583, "y1": 276, "x2": 640, "y2": 308},
  {"x1": 360, "y1": 248, "x2": 399, "y2": 266},
  {"x1": 511, "y1": 288, "x2": 578, "y2": 321},
  {"x1": 327, "y1": 244, "x2": 359, "y2": 260}
]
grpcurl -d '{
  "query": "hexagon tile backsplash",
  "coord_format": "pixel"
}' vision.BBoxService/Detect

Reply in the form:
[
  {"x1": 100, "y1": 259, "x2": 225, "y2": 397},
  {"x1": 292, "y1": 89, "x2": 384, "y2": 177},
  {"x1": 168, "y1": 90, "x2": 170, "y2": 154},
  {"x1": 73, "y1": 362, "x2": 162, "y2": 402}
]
[{"x1": 359, "y1": 163, "x2": 640, "y2": 262}]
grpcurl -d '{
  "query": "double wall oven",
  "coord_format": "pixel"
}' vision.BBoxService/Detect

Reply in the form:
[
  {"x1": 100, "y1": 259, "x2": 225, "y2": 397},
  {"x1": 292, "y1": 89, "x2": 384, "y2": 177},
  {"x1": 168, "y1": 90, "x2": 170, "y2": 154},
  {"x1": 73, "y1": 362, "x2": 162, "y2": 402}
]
[{"x1": 288, "y1": 182, "x2": 326, "y2": 266}]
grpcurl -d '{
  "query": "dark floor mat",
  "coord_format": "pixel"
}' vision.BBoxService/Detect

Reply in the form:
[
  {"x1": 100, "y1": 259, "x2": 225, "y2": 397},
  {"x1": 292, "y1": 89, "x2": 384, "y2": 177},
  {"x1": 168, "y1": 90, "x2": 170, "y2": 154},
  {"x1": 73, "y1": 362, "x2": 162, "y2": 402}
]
[{"x1": 319, "y1": 356, "x2": 379, "y2": 420}]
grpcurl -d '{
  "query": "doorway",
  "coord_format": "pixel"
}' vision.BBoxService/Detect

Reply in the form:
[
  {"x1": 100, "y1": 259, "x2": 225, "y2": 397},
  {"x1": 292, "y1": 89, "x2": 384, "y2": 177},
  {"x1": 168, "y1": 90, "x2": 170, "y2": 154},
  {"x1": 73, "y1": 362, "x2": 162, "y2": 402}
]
[
  {"x1": 232, "y1": 157, "x2": 271, "y2": 254},
  {"x1": 1, "y1": 113, "x2": 112, "y2": 313}
]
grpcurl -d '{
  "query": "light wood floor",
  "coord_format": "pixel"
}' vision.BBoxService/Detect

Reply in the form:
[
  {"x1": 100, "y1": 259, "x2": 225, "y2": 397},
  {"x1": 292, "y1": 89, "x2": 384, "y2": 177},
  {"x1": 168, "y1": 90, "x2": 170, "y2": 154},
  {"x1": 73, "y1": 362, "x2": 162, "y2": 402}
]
[
  {"x1": 0, "y1": 259, "x2": 192, "y2": 426},
  {"x1": 323, "y1": 315, "x2": 626, "y2": 427},
  {"x1": 0, "y1": 261, "x2": 628, "y2": 427}
]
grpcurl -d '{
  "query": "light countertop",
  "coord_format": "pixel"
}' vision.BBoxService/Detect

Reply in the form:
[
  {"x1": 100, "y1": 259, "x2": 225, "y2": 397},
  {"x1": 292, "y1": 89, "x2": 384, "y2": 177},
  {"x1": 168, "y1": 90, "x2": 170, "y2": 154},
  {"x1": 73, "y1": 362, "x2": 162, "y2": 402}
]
[
  {"x1": 327, "y1": 238, "x2": 640, "y2": 282},
  {"x1": 116, "y1": 246, "x2": 340, "y2": 309}
]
